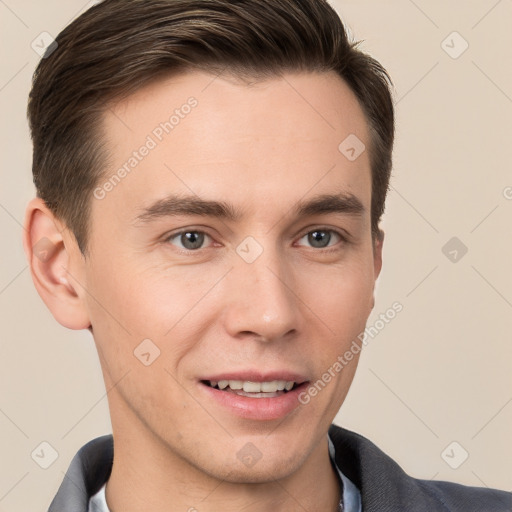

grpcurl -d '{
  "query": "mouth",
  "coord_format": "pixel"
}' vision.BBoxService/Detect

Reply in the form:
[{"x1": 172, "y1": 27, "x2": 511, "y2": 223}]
[
  {"x1": 201, "y1": 379, "x2": 301, "y2": 398},
  {"x1": 198, "y1": 374, "x2": 310, "y2": 420}
]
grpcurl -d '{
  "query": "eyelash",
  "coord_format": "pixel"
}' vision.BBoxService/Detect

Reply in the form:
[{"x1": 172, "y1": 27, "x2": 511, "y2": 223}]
[{"x1": 164, "y1": 227, "x2": 348, "y2": 254}]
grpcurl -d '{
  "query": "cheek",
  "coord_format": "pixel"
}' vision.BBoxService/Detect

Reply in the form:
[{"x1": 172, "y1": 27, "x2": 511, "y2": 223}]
[
  {"x1": 299, "y1": 256, "x2": 375, "y2": 333},
  {"x1": 84, "y1": 258, "x2": 222, "y2": 371}
]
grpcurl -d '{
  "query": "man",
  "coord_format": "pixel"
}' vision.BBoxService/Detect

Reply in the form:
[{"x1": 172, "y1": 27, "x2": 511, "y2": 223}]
[{"x1": 23, "y1": 0, "x2": 510, "y2": 511}]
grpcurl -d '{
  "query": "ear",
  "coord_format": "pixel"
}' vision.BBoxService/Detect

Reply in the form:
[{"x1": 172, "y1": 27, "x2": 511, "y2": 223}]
[
  {"x1": 22, "y1": 197, "x2": 91, "y2": 330},
  {"x1": 370, "y1": 228, "x2": 384, "y2": 310}
]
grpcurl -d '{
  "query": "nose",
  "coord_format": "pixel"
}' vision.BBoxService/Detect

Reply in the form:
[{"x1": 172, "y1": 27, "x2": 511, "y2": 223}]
[{"x1": 222, "y1": 242, "x2": 300, "y2": 343}]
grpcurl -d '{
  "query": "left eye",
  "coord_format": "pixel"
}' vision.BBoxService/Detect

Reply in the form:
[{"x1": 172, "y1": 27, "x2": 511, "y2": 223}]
[
  {"x1": 167, "y1": 231, "x2": 212, "y2": 251},
  {"x1": 297, "y1": 229, "x2": 342, "y2": 249}
]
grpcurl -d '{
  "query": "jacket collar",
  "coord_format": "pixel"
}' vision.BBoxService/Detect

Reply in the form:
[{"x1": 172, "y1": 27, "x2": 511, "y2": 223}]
[
  {"x1": 48, "y1": 435, "x2": 113, "y2": 512},
  {"x1": 328, "y1": 424, "x2": 448, "y2": 512}
]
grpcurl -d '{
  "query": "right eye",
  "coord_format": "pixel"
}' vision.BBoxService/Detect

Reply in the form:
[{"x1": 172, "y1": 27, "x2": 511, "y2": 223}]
[{"x1": 165, "y1": 230, "x2": 214, "y2": 251}]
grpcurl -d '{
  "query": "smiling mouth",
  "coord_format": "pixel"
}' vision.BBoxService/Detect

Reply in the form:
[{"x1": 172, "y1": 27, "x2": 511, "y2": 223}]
[{"x1": 201, "y1": 379, "x2": 302, "y2": 398}]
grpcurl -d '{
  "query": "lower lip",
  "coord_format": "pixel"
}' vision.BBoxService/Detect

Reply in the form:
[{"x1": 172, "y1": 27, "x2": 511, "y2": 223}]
[{"x1": 198, "y1": 382, "x2": 309, "y2": 421}]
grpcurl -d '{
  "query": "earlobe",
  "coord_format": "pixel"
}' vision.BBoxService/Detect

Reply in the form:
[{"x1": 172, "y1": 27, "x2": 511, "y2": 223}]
[{"x1": 23, "y1": 198, "x2": 91, "y2": 330}]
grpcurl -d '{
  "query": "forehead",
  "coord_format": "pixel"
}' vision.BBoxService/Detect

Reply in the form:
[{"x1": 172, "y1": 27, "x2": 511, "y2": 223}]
[{"x1": 95, "y1": 70, "x2": 371, "y2": 228}]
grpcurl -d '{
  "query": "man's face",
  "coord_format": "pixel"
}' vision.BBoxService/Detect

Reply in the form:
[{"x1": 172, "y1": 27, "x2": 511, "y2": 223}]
[{"x1": 74, "y1": 70, "x2": 381, "y2": 482}]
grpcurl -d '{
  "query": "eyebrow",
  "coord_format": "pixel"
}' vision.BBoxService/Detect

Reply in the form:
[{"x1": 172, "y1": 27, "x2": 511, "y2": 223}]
[{"x1": 134, "y1": 192, "x2": 365, "y2": 224}]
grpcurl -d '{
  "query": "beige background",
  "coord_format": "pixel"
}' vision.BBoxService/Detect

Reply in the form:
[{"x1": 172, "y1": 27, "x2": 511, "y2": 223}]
[{"x1": 1, "y1": 0, "x2": 511, "y2": 510}]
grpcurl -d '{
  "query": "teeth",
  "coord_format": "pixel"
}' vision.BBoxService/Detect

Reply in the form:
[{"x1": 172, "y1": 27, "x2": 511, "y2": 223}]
[
  {"x1": 243, "y1": 381, "x2": 261, "y2": 393},
  {"x1": 208, "y1": 380, "x2": 296, "y2": 393},
  {"x1": 261, "y1": 381, "x2": 279, "y2": 392}
]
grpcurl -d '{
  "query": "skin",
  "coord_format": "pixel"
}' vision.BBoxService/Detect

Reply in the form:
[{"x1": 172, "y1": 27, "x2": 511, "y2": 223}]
[{"x1": 24, "y1": 70, "x2": 383, "y2": 511}]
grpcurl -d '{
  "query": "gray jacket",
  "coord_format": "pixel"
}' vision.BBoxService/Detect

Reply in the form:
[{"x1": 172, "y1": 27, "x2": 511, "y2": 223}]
[{"x1": 48, "y1": 424, "x2": 512, "y2": 511}]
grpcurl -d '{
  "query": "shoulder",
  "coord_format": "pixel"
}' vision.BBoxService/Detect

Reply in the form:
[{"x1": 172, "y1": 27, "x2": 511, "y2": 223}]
[
  {"x1": 48, "y1": 435, "x2": 113, "y2": 512},
  {"x1": 328, "y1": 424, "x2": 511, "y2": 512},
  {"x1": 420, "y1": 478, "x2": 512, "y2": 511}
]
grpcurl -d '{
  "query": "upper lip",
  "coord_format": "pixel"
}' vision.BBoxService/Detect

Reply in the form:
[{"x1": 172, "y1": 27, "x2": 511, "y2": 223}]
[{"x1": 200, "y1": 371, "x2": 309, "y2": 384}]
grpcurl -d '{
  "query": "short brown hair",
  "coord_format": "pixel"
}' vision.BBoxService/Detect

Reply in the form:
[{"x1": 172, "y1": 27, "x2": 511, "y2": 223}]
[{"x1": 28, "y1": 0, "x2": 394, "y2": 255}]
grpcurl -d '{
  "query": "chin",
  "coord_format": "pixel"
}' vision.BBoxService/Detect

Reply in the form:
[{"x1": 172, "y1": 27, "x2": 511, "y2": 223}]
[
  {"x1": 211, "y1": 458, "x2": 301, "y2": 484},
  {"x1": 194, "y1": 442, "x2": 308, "y2": 484}
]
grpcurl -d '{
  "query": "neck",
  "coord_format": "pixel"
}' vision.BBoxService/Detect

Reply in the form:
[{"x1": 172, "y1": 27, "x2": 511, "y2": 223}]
[{"x1": 104, "y1": 401, "x2": 341, "y2": 512}]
